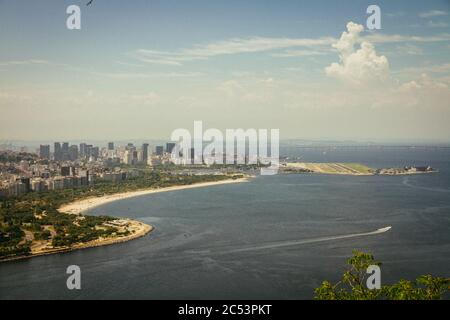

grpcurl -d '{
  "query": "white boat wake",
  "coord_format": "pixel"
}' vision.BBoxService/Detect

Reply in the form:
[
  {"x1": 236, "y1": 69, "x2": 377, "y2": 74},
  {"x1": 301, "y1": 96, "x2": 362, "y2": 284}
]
[
  {"x1": 402, "y1": 177, "x2": 450, "y2": 193},
  {"x1": 217, "y1": 226, "x2": 392, "y2": 254}
]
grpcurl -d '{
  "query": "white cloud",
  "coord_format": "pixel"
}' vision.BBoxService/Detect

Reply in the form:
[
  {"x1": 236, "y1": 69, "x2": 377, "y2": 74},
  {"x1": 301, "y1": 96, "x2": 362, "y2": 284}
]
[
  {"x1": 325, "y1": 22, "x2": 389, "y2": 85},
  {"x1": 90, "y1": 70, "x2": 202, "y2": 79},
  {"x1": 386, "y1": 12, "x2": 405, "y2": 18},
  {"x1": 363, "y1": 33, "x2": 450, "y2": 44},
  {"x1": 132, "y1": 36, "x2": 335, "y2": 65},
  {"x1": 399, "y1": 73, "x2": 448, "y2": 91},
  {"x1": 323, "y1": 22, "x2": 450, "y2": 112},
  {"x1": 271, "y1": 49, "x2": 329, "y2": 57},
  {"x1": 128, "y1": 92, "x2": 161, "y2": 106},
  {"x1": 419, "y1": 10, "x2": 448, "y2": 18},
  {"x1": 129, "y1": 27, "x2": 450, "y2": 67},
  {"x1": 395, "y1": 44, "x2": 424, "y2": 55},
  {"x1": 0, "y1": 59, "x2": 49, "y2": 67},
  {"x1": 427, "y1": 20, "x2": 449, "y2": 28},
  {"x1": 393, "y1": 63, "x2": 450, "y2": 76},
  {"x1": 332, "y1": 22, "x2": 364, "y2": 60},
  {"x1": 381, "y1": 73, "x2": 450, "y2": 109},
  {"x1": 217, "y1": 80, "x2": 245, "y2": 98},
  {"x1": 126, "y1": 31, "x2": 450, "y2": 67}
]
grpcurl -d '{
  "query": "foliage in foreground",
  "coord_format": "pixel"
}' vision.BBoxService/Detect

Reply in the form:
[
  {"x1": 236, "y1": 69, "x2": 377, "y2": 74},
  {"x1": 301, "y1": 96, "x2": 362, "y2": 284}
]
[{"x1": 314, "y1": 251, "x2": 449, "y2": 300}]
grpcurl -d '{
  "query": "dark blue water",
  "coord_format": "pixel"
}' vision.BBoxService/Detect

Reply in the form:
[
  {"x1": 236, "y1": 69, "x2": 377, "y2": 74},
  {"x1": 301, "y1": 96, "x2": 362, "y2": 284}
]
[{"x1": 1, "y1": 147, "x2": 449, "y2": 299}]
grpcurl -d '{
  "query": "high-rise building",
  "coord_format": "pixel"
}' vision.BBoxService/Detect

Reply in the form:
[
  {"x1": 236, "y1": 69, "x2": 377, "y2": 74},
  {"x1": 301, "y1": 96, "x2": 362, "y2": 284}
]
[
  {"x1": 79, "y1": 143, "x2": 87, "y2": 158},
  {"x1": 122, "y1": 150, "x2": 133, "y2": 165},
  {"x1": 190, "y1": 148, "x2": 195, "y2": 164},
  {"x1": 108, "y1": 142, "x2": 115, "y2": 151},
  {"x1": 166, "y1": 143, "x2": 176, "y2": 154},
  {"x1": 85, "y1": 144, "x2": 93, "y2": 158},
  {"x1": 39, "y1": 145, "x2": 50, "y2": 159},
  {"x1": 142, "y1": 143, "x2": 149, "y2": 163},
  {"x1": 90, "y1": 146, "x2": 99, "y2": 159},
  {"x1": 62, "y1": 142, "x2": 69, "y2": 161},
  {"x1": 155, "y1": 145, "x2": 164, "y2": 156},
  {"x1": 78, "y1": 170, "x2": 90, "y2": 186},
  {"x1": 69, "y1": 145, "x2": 79, "y2": 161},
  {"x1": 54, "y1": 142, "x2": 62, "y2": 161}
]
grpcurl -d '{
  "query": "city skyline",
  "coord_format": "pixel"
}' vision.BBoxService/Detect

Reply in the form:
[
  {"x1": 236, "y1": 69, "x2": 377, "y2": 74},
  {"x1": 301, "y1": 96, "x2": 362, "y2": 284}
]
[{"x1": 1, "y1": 0, "x2": 450, "y2": 142}]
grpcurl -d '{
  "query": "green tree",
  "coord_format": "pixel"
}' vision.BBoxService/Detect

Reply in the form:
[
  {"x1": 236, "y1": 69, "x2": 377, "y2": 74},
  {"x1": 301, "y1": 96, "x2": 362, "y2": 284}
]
[{"x1": 314, "y1": 251, "x2": 449, "y2": 300}]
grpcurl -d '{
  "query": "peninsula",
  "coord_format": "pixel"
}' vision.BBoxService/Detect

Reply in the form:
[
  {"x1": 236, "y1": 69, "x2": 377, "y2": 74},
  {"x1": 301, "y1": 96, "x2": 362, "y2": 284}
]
[
  {"x1": 281, "y1": 163, "x2": 437, "y2": 176},
  {"x1": 0, "y1": 172, "x2": 247, "y2": 262}
]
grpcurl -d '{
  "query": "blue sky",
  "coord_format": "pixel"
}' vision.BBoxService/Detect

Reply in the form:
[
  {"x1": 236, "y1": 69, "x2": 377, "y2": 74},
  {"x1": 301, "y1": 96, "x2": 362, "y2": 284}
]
[{"x1": 1, "y1": 0, "x2": 450, "y2": 142}]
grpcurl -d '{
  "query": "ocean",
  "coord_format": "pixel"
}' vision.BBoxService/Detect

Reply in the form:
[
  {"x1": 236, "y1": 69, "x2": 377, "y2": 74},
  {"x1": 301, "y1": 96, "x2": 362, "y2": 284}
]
[{"x1": 1, "y1": 146, "x2": 449, "y2": 299}]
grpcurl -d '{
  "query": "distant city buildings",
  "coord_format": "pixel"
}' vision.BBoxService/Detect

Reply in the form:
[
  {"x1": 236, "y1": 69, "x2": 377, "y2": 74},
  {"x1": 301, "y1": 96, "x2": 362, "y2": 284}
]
[
  {"x1": 0, "y1": 139, "x2": 213, "y2": 198},
  {"x1": 166, "y1": 143, "x2": 175, "y2": 154},
  {"x1": 80, "y1": 143, "x2": 87, "y2": 158},
  {"x1": 122, "y1": 150, "x2": 133, "y2": 165},
  {"x1": 62, "y1": 142, "x2": 69, "y2": 161},
  {"x1": 69, "y1": 145, "x2": 78, "y2": 161},
  {"x1": 142, "y1": 143, "x2": 149, "y2": 163},
  {"x1": 155, "y1": 145, "x2": 164, "y2": 156},
  {"x1": 90, "y1": 146, "x2": 99, "y2": 160},
  {"x1": 54, "y1": 142, "x2": 62, "y2": 161},
  {"x1": 39, "y1": 145, "x2": 50, "y2": 159}
]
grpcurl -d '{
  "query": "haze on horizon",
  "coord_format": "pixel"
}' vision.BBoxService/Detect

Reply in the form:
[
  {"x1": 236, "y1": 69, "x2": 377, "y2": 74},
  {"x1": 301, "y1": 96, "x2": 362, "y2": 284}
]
[{"x1": 1, "y1": 0, "x2": 450, "y2": 143}]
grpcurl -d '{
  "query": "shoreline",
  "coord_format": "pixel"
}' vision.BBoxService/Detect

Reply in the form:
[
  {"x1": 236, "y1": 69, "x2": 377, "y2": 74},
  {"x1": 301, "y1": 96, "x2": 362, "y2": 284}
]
[
  {"x1": 1, "y1": 177, "x2": 249, "y2": 263},
  {"x1": 59, "y1": 177, "x2": 250, "y2": 215},
  {"x1": 1, "y1": 220, "x2": 153, "y2": 263}
]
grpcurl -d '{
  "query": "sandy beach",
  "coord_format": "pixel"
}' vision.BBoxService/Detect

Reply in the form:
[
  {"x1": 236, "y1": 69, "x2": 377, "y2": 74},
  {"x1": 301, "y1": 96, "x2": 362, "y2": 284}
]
[
  {"x1": 1, "y1": 177, "x2": 249, "y2": 263},
  {"x1": 59, "y1": 177, "x2": 250, "y2": 215}
]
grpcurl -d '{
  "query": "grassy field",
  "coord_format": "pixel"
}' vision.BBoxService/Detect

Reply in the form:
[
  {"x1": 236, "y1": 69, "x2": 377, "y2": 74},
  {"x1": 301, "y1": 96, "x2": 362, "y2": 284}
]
[
  {"x1": 342, "y1": 163, "x2": 374, "y2": 174},
  {"x1": 283, "y1": 163, "x2": 374, "y2": 175}
]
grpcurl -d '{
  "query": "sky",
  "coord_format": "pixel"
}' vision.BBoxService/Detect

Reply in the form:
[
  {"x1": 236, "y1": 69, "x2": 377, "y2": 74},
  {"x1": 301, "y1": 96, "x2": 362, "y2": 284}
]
[{"x1": 0, "y1": 0, "x2": 450, "y2": 142}]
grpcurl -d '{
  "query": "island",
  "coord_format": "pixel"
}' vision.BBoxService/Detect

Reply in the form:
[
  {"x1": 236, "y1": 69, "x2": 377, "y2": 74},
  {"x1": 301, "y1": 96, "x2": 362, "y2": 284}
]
[
  {"x1": 280, "y1": 163, "x2": 437, "y2": 176},
  {"x1": 281, "y1": 163, "x2": 374, "y2": 175}
]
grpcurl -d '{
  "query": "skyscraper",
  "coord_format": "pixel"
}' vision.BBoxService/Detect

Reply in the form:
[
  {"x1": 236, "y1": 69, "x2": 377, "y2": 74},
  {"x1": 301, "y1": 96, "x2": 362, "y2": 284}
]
[
  {"x1": 142, "y1": 143, "x2": 149, "y2": 163},
  {"x1": 85, "y1": 144, "x2": 93, "y2": 158},
  {"x1": 108, "y1": 142, "x2": 115, "y2": 151},
  {"x1": 122, "y1": 150, "x2": 133, "y2": 165},
  {"x1": 90, "y1": 146, "x2": 99, "y2": 159},
  {"x1": 69, "y1": 145, "x2": 79, "y2": 161},
  {"x1": 39, "y1": 145, "x2": 50, "y2": 159},
  {"x1": 62, "y1": 142, "x2": 69, "y2": 161},
  {"x1": 166, "y1": 143, "x2": 175, "y2": 154},
  {"x1": 54, "y1": 142, "x2": 62, "y2": 161},
  {"x1": 79, "y1": 143, "x2": 87, "y2": 158},
  {"x1": 155, "y1": 146, "x2": 164, "y2": 156},
  {"x1": 190, "y1": 148, "x2": 195, "y2": 164}
]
